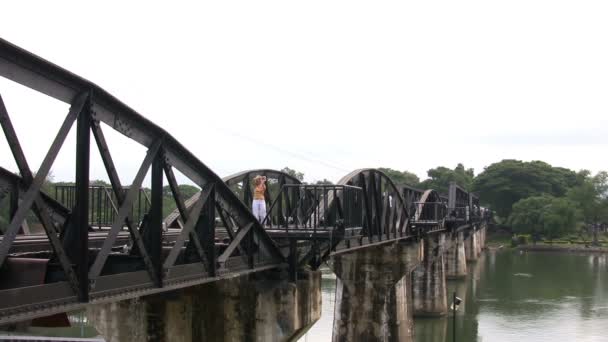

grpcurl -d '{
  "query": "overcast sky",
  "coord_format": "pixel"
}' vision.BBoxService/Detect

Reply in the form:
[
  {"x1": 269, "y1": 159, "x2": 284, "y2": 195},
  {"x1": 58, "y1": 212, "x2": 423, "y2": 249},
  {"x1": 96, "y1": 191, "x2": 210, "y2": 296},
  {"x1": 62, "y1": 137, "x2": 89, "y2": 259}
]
[{"x1": 1, "y1": 1, "x2": 607, "y2": 186}]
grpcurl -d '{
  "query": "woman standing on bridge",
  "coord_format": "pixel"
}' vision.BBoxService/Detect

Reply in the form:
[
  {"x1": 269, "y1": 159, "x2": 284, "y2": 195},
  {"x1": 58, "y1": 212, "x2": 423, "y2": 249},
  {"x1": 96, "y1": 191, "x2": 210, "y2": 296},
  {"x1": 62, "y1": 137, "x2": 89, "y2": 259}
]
[{"x1": 252, "y1": 175, "x2": 267, "y2": 224}]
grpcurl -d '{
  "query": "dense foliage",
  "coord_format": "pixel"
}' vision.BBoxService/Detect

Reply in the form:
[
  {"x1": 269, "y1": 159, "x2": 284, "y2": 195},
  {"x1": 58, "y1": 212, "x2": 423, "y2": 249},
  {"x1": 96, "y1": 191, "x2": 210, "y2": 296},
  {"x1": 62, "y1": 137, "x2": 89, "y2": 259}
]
[
  {"x1": 473, "y1": 160, "x2": 582, "y2": 218},
  {"x1": 280, "y1": 167, "x2": 304, "y2": 182},
  {"x1": 508, "y1": 195, "x2": 581, "y2": 240},
  {"x1": 565, "y1": 172, "x2": 608, "y2": 225},
  {"x1": 419, "y1": 163, "x2": 474, "y2": 193},
  {"x1": 377, "y1": 168, "x2": 420, "y2": 188}
]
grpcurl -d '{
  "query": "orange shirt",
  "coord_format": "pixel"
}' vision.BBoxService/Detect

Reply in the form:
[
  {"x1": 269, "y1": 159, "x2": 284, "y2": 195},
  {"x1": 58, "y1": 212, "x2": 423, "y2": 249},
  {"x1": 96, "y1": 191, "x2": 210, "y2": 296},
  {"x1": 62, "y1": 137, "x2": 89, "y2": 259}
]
[{"x1": 254, "y1": 183, "x2": 265, "y2": 200}]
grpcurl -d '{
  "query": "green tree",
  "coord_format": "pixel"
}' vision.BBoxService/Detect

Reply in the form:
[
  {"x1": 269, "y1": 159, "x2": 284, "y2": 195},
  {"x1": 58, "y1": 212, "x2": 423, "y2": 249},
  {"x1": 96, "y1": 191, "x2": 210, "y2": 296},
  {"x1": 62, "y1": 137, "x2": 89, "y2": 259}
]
[
  {"x1": 378, "y1": 168, "x2": 420, "y2": 188},
  {"x1": 161, "y1": 184, "x2": 200, "y2": 217},
  {"x1": 91, "y1": 179, "x2": 111, "y2": 187},
  {"x1": 281, "y1": 167, "x2": 304, "y2": 182},
  {"x1": 509, "y1": 195, "x2": 552, "y2": 235},
  {"x1": 509, "y1": 195, "x2": 580, "y2": 239},
  {"x1": 419, "y1": 163, "x2": 474, "y2": 193},
  {"x1": 162, "y1": 184, "x2": 200, "y2": 199},
  {"x1": 314, "y1": 179, "x2": 333, "y2": 185},
  {"x1": 541, "y1": 197, "x2": 581, "y2": 240},
  {"x1": 566, "y1": 171, "x2": 608, "y2": 225},
  {"x1": 473, "y1": 160, "x2": 580, "y2": 218}
]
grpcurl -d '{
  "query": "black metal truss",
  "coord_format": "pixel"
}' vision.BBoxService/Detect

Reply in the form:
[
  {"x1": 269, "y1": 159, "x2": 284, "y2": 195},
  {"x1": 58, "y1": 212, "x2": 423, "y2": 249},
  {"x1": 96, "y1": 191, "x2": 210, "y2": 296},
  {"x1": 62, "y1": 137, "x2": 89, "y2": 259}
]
[
  {"x1": 0, "y1": 38, "x2": 285, "y2": 324},
  {"x1": 0, "y1": 38, "x2": 490, "y2": 325}
]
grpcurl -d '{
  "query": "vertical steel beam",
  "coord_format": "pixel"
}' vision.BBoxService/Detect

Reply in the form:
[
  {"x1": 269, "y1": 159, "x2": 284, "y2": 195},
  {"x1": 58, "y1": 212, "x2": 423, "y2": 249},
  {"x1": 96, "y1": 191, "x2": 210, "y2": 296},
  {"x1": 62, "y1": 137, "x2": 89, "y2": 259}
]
[
  {"x1": 72, "y1": 93, "x2": 91, "y2": 301},
  {"x1": 196, "y1": 186, "x2": 216, "y2": 276},
  {"x1": 277, "y1": 175, "x2": 285, "y2": 226},
  {"x1": 359, "y1": 173, "x2": 372, "y2": 240},
  {"x1": 145, "y1": 149, "x2": 164, "y2": 286}
]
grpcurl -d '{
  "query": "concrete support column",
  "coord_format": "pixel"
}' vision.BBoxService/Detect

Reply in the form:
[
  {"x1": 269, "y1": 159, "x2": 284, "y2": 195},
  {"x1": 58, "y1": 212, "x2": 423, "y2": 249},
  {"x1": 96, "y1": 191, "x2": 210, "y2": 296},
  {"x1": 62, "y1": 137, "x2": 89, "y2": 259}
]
[
  {"x1": 331, "y1": 242, "x2": 421, "y2": 342},
  {"x1": 194, "y1": 270, "x2": 321, "y2": 342},
  {"x1": 88, "y1": 293, "x2": 193, "y2": 342},
  {"x1": 465, "y1": 230, "x2": 479, "y2": 262},
  {"x1": 89, "y1": 270, "x2": 321, "y2": 342},
  {"x1": 445, "y1": 232, "x2": 467, "y2": 280},
  {"x1": 412, "y1": 234, "x2": 448, "y2": 317},
  {"x1": 475, "y1": 230, "x2": 482, "y2": 256}
]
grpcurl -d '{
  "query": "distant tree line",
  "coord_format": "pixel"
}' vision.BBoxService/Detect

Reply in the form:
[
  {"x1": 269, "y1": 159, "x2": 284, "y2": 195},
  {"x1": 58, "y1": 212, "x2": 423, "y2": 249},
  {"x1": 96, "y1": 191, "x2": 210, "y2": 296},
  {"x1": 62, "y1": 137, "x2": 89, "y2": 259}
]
[
  {"x1": 3, "y1": 161, "x2": 606, "y2": 241},
  {"x1": 378, "y1": 163, "x2": 474, "y2": 194},
  {"x1": 379, "y1": 161, "x2": 607, "y2": 240}
]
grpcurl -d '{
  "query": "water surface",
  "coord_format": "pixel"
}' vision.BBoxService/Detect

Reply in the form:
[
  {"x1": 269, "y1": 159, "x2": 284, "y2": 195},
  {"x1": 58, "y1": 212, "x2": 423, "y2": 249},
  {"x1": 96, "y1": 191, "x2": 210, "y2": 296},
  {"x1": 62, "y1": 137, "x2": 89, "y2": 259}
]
[
  {"x1": 303, "y1": 250, "x2": 608, "y2": 342},
  {"x1": 3, "y1": 250, "x2": 606, "y2": 341}
]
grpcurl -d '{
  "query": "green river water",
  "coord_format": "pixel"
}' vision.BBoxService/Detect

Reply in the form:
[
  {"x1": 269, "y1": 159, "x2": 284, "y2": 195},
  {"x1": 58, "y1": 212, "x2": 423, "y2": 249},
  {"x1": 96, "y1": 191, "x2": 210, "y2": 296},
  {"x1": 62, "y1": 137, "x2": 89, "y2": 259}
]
[
  {"x1": 302, "y1": 249, "x2": 608, "y2": 342},
  {"x1": 2, "y1": 249, "x2": 607, "y2": 341}
]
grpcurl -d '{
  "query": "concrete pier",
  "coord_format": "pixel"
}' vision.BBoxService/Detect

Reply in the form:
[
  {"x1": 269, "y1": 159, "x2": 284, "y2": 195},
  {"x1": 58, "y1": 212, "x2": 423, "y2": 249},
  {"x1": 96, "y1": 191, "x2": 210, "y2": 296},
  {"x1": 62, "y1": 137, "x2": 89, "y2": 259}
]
[
  {"x1": 479, "y1": 226, "x2": 486, "y2": 249},
  {"x1": 477, "y1": 229, "x2": 482, "y2": 251},
  {"x1": 331, "y1": 242, "x2": 421, "y2": 342},
  {"x1": 89, "y1": 270, "x2": 321, "y2": 342},
  {"x1": 465, "y1": 230, "x2": 479, "y2": 262},
  {"x1": 445, "y1": 232, "x2": 467, "y2": 279},
  {"x1": 412, "y1": 234, "x2": 448, "y2": 317}
]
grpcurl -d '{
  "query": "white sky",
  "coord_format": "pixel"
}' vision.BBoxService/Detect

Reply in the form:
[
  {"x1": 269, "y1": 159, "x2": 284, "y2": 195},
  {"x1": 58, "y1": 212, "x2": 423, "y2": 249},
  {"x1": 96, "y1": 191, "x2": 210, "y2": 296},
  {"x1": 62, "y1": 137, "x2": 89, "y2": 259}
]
[{"x1": 1, "y1": 1, "x2": 607, "y2": 186}]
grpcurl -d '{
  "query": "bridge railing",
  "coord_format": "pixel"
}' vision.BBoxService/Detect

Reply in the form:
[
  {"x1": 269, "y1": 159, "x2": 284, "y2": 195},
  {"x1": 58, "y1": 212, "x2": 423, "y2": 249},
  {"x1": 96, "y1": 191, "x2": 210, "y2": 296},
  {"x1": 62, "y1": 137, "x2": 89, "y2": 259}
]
[
  {"x1": 261, "y1": 184, "x2": 363, "y2": 233},
  {"x1": 411, "y1": 201, "x2": 447, "y2": 223},
  {"x1": 54, "y1": 185, "x2": 151, "y2": 229},
  {"x1": 446, "y1": 206, "x2": 469, "y2": 222}
]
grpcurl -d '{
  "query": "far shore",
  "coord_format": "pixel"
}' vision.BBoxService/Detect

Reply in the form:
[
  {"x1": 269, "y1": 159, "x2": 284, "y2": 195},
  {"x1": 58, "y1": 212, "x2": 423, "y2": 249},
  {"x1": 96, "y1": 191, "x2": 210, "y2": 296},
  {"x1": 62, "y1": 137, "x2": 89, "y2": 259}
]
[{"x1": 517, "y1": 244, "x2": 608, "y2": 254}]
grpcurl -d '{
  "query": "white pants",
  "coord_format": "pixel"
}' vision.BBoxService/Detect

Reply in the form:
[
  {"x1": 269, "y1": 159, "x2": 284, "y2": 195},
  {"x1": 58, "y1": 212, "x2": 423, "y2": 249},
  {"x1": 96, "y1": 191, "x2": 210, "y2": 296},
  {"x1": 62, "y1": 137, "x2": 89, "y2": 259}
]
[{"x1": 252, "y1": 199, "x2": 267, "y2": 223}]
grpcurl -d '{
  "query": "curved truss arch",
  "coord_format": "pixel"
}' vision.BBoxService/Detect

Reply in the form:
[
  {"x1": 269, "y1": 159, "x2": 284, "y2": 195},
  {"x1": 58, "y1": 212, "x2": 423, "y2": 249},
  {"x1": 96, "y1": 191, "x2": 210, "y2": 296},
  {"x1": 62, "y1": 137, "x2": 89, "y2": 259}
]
[
  {"x1": 336, "y1": 168, "x2": 410, "y2": 241},
  {"x1": 164, "y1": 169, "x2": 305, "y2": 228},
  {"x1": 224, "y1": 169, "x2": 303, "y2": 207},
  {"x1": 414, "y1": 189, "x2": 446, "y2": 222}
]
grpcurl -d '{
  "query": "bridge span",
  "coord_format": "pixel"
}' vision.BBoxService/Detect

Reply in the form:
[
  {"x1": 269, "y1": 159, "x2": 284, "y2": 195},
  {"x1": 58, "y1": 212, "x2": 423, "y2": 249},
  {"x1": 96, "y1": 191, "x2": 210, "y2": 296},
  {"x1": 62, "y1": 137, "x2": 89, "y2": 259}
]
[{"x1": 0, "y1": 38, "x2": 489, "y2": 342}]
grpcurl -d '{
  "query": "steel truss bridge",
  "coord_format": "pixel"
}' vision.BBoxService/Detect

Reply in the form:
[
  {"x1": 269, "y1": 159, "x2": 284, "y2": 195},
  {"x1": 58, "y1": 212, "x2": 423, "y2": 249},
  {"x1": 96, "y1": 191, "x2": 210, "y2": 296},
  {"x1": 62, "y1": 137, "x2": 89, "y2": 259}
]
[{"x1": 0, "y1": 38, "x2": 489, "y2": 325}]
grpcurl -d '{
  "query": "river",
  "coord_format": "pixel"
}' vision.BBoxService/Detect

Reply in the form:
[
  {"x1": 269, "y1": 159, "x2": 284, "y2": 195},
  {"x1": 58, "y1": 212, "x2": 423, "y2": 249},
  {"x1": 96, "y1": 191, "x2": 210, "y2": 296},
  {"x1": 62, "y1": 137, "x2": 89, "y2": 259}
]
[
  {"x1": 2, "y1": 249, "x2": 606, "y2": 341},
  {"x1": 302, "y1": 249, "x2": 608, "y2": 342}
]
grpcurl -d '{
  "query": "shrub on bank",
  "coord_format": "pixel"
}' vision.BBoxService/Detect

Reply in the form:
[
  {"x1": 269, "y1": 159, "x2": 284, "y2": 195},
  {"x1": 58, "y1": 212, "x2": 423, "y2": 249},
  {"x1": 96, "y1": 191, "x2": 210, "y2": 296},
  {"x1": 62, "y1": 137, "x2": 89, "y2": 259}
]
[{"x1": 511, "y1": 234, "x2": 608, "y2": 247}]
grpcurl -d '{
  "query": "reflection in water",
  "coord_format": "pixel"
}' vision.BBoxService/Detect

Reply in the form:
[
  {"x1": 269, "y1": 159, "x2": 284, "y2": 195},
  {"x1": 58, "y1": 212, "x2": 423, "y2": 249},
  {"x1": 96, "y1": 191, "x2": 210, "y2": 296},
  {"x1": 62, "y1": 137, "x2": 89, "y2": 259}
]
[
  {"x1": 304, "y1": 250, "x2": 608, "y2": 342},
  {"x1": 418, "y1": 250, "x2": 608, "y2": 342},
  {"x1": 2, "y1": 251, "x2": 607, "y2": 341}
]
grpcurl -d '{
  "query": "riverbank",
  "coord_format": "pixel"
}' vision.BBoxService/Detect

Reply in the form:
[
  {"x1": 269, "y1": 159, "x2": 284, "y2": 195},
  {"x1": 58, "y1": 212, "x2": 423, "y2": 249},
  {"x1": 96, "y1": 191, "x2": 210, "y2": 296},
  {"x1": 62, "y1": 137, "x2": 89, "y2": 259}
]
[
  {"x1": 518, "y1": 243, "x2": 608, "y2": 254},
  {"x1": 486, "y1": 228, "x2": 608, "y2": 254}
]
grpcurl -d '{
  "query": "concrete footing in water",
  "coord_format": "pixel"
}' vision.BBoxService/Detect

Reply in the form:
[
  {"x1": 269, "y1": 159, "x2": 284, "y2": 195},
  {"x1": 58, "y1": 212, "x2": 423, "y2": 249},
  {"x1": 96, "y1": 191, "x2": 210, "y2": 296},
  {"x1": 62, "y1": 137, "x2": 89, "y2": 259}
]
[
  {"x1": 88, "y1": 269, "x2": 321, "y2": 342},
  {"x1": 412, "y1": 233, "x2": 448, "y2": 317},
  {"x1": 445, "y1": 232, "x2": 467, "y2": 280},
  {"x1": 330, "y1": 241, "x2": 422, "y2": 342},
  {"x1": 465, "y1": 229, "x2": 479, "y2": 262}
]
